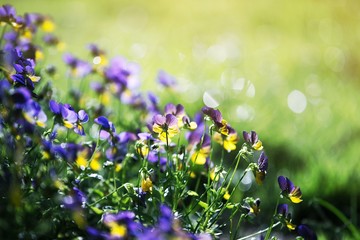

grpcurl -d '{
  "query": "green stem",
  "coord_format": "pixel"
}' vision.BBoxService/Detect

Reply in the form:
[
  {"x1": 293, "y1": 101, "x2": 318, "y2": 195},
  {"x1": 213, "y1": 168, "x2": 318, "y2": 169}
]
[
  {"x1": 238, "y1": 222, "x2": 281, "y2": 240},
  {"x1": 314, "y1": 198, "x2": 360, "y2": 239},
  {"x1": 207, "y1": 169, "x2": 247, "y2": 229},
  {"x1": 232, "y1": 214, "x2": 245, "y2": 240},
  {"x1": 88, "y1": 185, "x2": 125, "y2": 206},
  {"x1": 0, "y1": 24, "x2": 7, "y2": 47},
  {"x1": 226, "y1": 151, "x2": 242, "y2": 190},
  {"x1": 264, "y1": 197, "x2": 280, "y2": 240}
]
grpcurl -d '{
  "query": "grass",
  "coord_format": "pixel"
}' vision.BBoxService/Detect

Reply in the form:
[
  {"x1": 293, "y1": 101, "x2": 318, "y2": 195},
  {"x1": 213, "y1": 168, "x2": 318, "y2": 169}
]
[{"x1": 10, "y1": 0, "x2": 360, "y2": 237}]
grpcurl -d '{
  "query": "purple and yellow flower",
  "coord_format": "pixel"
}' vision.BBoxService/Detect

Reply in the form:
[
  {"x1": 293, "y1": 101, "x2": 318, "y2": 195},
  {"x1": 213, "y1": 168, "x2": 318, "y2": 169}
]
[
  {"x1": 164, "y1": 103, "x2": 185, "y2": 126},
  {"x1": 0, "y1": 4, "x2": 24, "y2": 29},
  {"x1": 202, "y1": 107, "x2": 238, "y2": 151},
  {"x1": 63, "y1": 53, "x2": 92, "y2": 78},
  {"x1": 254, "y1": 151, "x2": 268, "y2": 185},
  {"x1": 152, "y1": 114, "x2": 179, "y2": 143},
  {"x1": 100, "y1": 211, "x2": 142, "y2": 239},
  {"x1": 73, "y1": 109, "x2": 89, "y2": 136},
  {"x1": 22, "y1": 99, "x2": 47, "y2": 128},
  {"x1": 190, "y1": 134, "x2": 211, "y2": 165},
  {"x1": 6, "y1": 48, "x2": 40, "y2": 91},
  {"x1": 87, "y1": 43, "x2": 107, "y2": 66},
  {"x1": 49, "y1": 100, "x2": 88, "y2": 135},
  {"x1": 213, "y1": 127, "x2": 238, "y2": 152},
  {"x1": 276, "y1": 203, "x2": 296, "y2": 231},
  {"x1": 63, "y1": 187, "x2": 87, "y2": 229},
  {"x1": 278, "y1": 176, "x2": 303, "y2": 203},
  {"x1": 242, "y1": 197, "x2": 261, "y2": 217},
  {"x1": 103, "y1": 56, "x2": 140, "y2": 98},
  {"x1": 202, "y1": 106, "x2": 231, "y2": 135},
  {"x1": 243, "y1": 130, "x2": 263, "y2": 151}
]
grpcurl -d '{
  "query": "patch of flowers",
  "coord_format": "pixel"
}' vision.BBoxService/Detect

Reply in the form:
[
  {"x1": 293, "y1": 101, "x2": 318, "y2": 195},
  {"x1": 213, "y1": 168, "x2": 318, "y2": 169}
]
[{"x1": 0, "y1": 4, "x2": 317, "y2": 239}]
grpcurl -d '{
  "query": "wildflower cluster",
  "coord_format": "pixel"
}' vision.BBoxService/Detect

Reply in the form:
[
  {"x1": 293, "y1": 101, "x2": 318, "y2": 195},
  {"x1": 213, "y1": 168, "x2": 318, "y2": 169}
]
[{"x1": 0, "y1": 4, "x2": 316, "y2": 240}]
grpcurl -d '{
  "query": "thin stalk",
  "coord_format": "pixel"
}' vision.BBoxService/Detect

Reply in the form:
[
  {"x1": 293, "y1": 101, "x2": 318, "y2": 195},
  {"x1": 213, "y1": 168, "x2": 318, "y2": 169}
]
[
  {"x1": 88, "y1": 185, "x2": 125, "y2": 206},
  {"x1": 0, "y1": 24, "x2": 7, "y2": 47},
  {"x1": 238, "y1": 222, "x2": 281, "y2": 240},
  {"x1": 264, "y1": 197, "x2": 280, "y2": 240},
  {"x1": 232, "y1": 214, "x2": 245, "y2": 240},
  {"x1": 314, "y1": 198, "x2": 360, "y2": 239}
]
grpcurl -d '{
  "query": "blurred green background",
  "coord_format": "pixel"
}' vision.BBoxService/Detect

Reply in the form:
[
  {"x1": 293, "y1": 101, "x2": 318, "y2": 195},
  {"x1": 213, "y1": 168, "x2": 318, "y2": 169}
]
[{"x1": 11, "y1": 0, "x2": 360, "y2": 238}]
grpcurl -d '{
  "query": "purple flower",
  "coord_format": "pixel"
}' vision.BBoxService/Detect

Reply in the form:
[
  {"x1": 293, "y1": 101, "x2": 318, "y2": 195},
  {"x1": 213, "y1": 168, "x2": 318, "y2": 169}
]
[
  {"x1": 63, "y1": 187, "x2": 87, "y2": 209},
  {"x1": 202, "y1": 106, "x2": 234, "y2": 136},
  {"x1": 278, "y1": 176, "x2": 303, "y2": 203},
  {"x1": 11, "y1": 87, "x2": 32, "y2": 108},
  {"x1": 63, "y1": 53, "x2": 92, "y2": 78},
  {"x1": 243, "y1": 130, "x2": 263, "y2": 150},
  {"x1": 94, "y1": 116, "x2": 116, "y2": 140},
  {"x1": 73, "y1": 109, "x2": 89, "y2": 136},
  {"x1": 242, "y1": 197, "x2": 261, "y2": 217},
  {"x1": 254, "y1": 151, "x2": 268, "y2": 185},
  {"x1": 104, "y1": 56, "x2": 140, "y2": 93},
  {"x1": 0, "y1": 4, "x2": 24, "y2": 29},
  {"x1": 157, "y1": 70, "x2": 177, "y2": 88},
  {"x1": 101, "y1": 211, "x2": 143, "y2": 239},
  {"x1": 297, "y1": 224, "x2": 317, "y2": 240},
  {"x1": 152, "y1": 114, "x2": 179, "y2": 143},
  {"x1": 22, "y1": 99, "x2": 47, "y2": 128},
  {"x1": 276, "y1": 203, "x2": 296, "y2": 231},
  {"x1": 6, "y1": 48, "x2": 40, "y2": 91},
  {"x1": 49, "y1": 100, "x2": 88, "y2": 135}
]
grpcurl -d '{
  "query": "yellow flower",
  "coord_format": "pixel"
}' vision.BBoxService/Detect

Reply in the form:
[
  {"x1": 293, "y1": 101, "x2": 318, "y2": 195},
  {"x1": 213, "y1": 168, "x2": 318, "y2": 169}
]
[
  {"x1": 141, "y1": 177, "x2": 153, "y2": 192},
  {"x1": 191, "y1": 146, "x2": 210, "y2": 165}
]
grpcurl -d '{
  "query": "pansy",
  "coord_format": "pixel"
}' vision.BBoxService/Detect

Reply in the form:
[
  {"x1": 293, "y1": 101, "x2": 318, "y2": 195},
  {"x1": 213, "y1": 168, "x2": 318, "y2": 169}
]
[
  {"x1": 0, "y1": 4, "x2": 24, "y2": 29},
  {"x1": 190, "y1": 134, "x2": 211, "y2": 165},
  {"x1": 213, "y1": 127, "x2": 238, "y2": 152},
  {"x1": 202, "y1": 106, "x2": 233, "y2": 136},
  {"x1": 103, "y1": 56, "x2": 140, "y2": 95},
  {"x1": 276, "y1": 203, "x2": 296, "y2": 231},
  {"x1": 7, "y1": 48, "x2": 40, "y2": 91},
  {"x1": 278, "y1": 176, "x2": 303, "y2": 203},
  {"x1": 106, "y1": 132, "x2": 137, "y2": 165},
  {"x1": 254, "y1": 151, "x2": 268, "y2": 185},
  {"x1": 243, "y1": 130, "x2": 263, "y2": 151},
  {"x1": 87, "y1": 43, "x2": 107, "y2": 66},
  {"x1": 297, "y1": 224, "x2": 317, "y2": 240},
  {"x1": 42, "y1": 33, "x2": 64, "y2": 50},
  {"x1": 141, "y1": 177, "x2": 153, "y2": 192},
  {"x1": 242, "y1": 197, "x2": 261, "y2": 217},
  {"x1": 22, "y1": 99, "x2": 47, "y2": 128},
  {"x1": 49, "y1": 100, "x2": 79, "y2": 130},
  {"x1": 73, "y1": 109, "x2": 89, "y2": 136},
  {"x1": 165, "y1": 103, "x2": 184, "y2": 125},
  {"x1": 101, "y1": 211, "x2": 142, "y2": 239},
  {"x1": 63, "y1": 53, "x2": 92, "y2": 78},
  {"x1": 140, "y1": 204, "x2": 194, "y2": 240},
  {"x1": 94, "y1": 116, "x2": 116, "y2": 140},
  {"x1": 152, "y1": 114, "x2": 179, "y2": 143},
  {"x1": 182, "y1": 115, "x2": 198, "y2": 130},
  {"x1": 157, "y1": 70, "x2": 177, "y2": 88}
]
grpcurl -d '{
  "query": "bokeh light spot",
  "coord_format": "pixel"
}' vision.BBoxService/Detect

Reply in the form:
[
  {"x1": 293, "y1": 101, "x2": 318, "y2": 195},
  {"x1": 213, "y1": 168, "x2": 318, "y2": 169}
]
[
  {"x1": 287, "y1": 90, "x2": 307, "y2": 114},
  {"x1": 203, "y1": 91, "x2": 219, "y2": 108}
]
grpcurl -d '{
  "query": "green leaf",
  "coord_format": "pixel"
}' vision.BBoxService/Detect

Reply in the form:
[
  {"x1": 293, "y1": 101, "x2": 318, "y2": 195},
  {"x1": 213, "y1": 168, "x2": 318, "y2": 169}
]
[
  {"x1": 198, "y1": 201, "x2": 209, "y2": 209},
  {"x1": 187, "y1": 190, "x2": 199, "y2": 197},
  {"x1": 89, "y1": 206, "x2": 103, "y2": 215}
]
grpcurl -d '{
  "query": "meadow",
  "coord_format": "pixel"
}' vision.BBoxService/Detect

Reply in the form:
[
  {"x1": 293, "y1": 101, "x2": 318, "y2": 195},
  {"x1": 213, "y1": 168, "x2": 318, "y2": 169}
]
[{"x1": 3, "y1": 1, "x2": 360, "y2": 239}]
